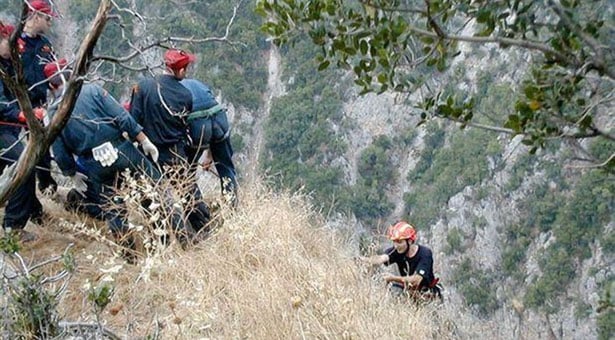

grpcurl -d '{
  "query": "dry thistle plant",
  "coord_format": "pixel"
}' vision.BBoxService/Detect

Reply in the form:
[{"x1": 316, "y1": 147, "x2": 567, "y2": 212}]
[
  {"x1": 104, "y1": 161, "x2": 223, "y2": 262},
  {"x1": 0, "y1": 240, "x2": 122, "y2": 339}
]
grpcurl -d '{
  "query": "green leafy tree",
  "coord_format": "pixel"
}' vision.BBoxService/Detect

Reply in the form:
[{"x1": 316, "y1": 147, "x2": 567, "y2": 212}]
[
  {"x1": 257, "y1": 0, "x2": 615, "y2": 170},
  {"x1": 454, "y1": 258, "x2": 499, "y2": 316},
  {"x1": 261, "y1": 66, "x2": 347, "y2": 206},
  {"x1": 405, "y1": 126, "x2": 496, "y2": 227},
  {"x1": 348, "y1": 135, "x2": 396, "y2": 223}
]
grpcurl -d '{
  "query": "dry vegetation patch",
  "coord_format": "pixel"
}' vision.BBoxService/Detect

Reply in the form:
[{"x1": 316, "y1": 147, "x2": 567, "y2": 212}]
[{"x1": 3, "y1": 180, "x2": 459, "y2": 339}]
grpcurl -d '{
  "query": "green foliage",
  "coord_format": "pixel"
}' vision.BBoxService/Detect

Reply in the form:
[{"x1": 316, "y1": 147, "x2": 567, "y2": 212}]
[
  {"x1": 522, "y1": 184, "x2": 565, "y2": 233},
  {"x1": 346, "y1": 185, "x2": 394, "y2": 223},
  {"x1": 597, "y1": 308, "x2": 615, "y2": 340},
  {"x1": 65, "y1": 0, "x2": 269, "y2": 108},
  {"x1": 602, "y1": 230, "x2": 615, "y2": 256},
  {"x1": 88, "y1": 283, "x2": 115, "y2": 314},
  {"x1": 258, "y1": 0, "x2": 615, "y2": 170},
  {"x1": 231, "y1": 132, "x2": 245, "y2": 154},
  {"x1": 504, "y1": 152, "x2": 536, "y2": 191},
  {"x1": 501, "y1": 243, "x2": 528, "y2": 279},
  {"x1": 10, "y1": 275, "x2": 60, "y2": 338},
  {"x1": 357, "y1": 135, "x2": 396, "y2": 186},
  {"x1": 0, "y1": 232, "x2": 20, "y2": 253},
  {"x1": 597, "y1": 279, "x2": 614, "y2": 340},
  {"x1": 553, "y1": 171, "x2": 614, "y2": 259},
  {"x1": 405, "y1": 126, "x2": 496, "y2": 228},
  {"x1": 409, "y1": 123, "x2": 446, "y2": 181},
  {"x1": 454, "y1": 258, "x2": 499, "y2": 317},
  {"x1": 501, "y1": 182, "x2": 555, "y2": 277},
  {"x1": 261, "y1": 42, "x2": 348, "y2": 208},
  {"x1": 524, "y1": 169, "x2": 614, "y2": 310},
  {"x1": 0, "y1": 244, "x2": 76, "y2": 338},
  {"x1": 525, "y1": 246, "x2": 576, "y2": 312},
  {"x1": 344, "y1": 135, "x2": 397, "y2": 223},
  {"x1": 589, "y1": 138, "x2": 615, "y2": 170},
  {"x1": 444, "y1": 228, "x2": 462, "y2": 255},
  {"x1": 574, "y1": 300, "x2": 592, "y2": 319}
]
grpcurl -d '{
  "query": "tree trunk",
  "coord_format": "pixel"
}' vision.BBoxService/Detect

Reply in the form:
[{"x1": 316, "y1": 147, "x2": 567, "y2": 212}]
[{"x1": 0, "y1": 0, "x2": 113, "y2": 206}]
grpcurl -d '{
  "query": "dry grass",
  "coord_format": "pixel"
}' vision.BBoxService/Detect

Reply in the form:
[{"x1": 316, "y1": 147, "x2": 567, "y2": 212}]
[{"x1": 6, "y1": 177, "x2": 461, "y2": 339}]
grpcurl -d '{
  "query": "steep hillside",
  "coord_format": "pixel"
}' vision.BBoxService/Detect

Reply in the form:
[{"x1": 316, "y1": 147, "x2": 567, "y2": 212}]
[
  {"x1": 253, "y1": 6, "x2": 614, "y2": 337},
  {"x1": 0, "y1": 1, "x2": 611, "y2": 339},
  {"x1": 3, "y1": 179, "x2": 464, "y2": 339}
]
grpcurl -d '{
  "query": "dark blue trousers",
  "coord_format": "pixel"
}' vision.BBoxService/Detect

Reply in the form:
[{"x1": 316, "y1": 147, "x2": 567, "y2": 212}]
[
  {"x1": 0, "y1": 128, "x2": 43, "y2": 229},
  {"x1": 157, "y1": 140, "x2": 211, "y2": 233},
  {"x1": 79, "y1": 139, "x2": 184, "y2": 235},
  {"x1": 188, "y1": 110, "x2": 238, "y2": 206}
]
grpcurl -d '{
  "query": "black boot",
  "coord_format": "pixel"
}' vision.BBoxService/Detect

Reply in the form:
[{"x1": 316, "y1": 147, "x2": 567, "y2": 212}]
[{"x1": 115, "y1": 233, "x2": 137, "y2": 264}]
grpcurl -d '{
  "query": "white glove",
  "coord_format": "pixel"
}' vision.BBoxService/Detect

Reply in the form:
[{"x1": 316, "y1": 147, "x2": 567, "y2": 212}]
[
  {"x1": 92, "y1": 141, "x2": 119, "y2": 167},
  {"x1": 70, "y1": 172, "x2": 88, "y2": 197},
  {"x1": 141, "y1": 137, "x2": 159, "y2": 163}
]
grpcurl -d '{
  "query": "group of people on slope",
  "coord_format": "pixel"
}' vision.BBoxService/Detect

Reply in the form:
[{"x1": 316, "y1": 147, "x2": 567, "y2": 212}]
[
  {"x1": 0, "y1": 1, "x2": 238, "y2": 250},
  {"x1": 1, "y1": 2, "x2": 440, "y2": 303}
]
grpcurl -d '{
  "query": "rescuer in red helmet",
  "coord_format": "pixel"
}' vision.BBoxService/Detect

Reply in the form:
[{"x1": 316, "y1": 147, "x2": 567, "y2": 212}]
[{"x1": 359, "y1": 221, "x2": 442, "y2": 301}]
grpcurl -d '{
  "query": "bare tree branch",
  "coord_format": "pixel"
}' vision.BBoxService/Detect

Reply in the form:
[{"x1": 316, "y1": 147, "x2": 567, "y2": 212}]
[
  {"x1": 0, "y1": 0, "x2": 113, "y2": 206},
  {"x1": 404, "y1": 24, "x2": 583, "y2": 71},
  {"x1": 93, "y1": 2, "x2": 245, "y2": 65},
  {"x1": 547, "y1": 0, "x2": 614, "y2": 79}
]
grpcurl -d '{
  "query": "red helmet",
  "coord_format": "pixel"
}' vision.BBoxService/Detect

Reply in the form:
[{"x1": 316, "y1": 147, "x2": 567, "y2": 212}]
[
  {"x1": 43, "y1": 58, "x2": 68, "y2": 79},
  {"x1": 164, "y1": 49, "x2": 195, "y2": 71},
  {"x1": 28, "y1": 0, "x2": 58, "y2": 17},
  {"x1": 0, "y1": 23, "x2": 15, "y2": 38},
  {"x1": 386, "y1": 221, "x2": 417, "y2": 242}
]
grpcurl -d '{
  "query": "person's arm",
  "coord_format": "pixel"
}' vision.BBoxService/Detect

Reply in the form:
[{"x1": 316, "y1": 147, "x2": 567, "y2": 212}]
[
  {"x1": 358, "y1": 254, "x2": 389, "y2": 266},
  {"x1": 51, "y1": 137, "x2": 77, "y2": 176},
  {"x1": 382, "y1": 272, "x2": 423, "y2": 289},
  {"x1": 0, "y1": 81, "x2": 21, "y2": 122},
  {"x1": 129, "y1": 83, "x2": 144, "y2": 124},
  {"x1": 96, "y1": 86, "x2": 143, "y2": 139},
  {"x1": 385, "y1": 249, "x2": 434, "y2": 289},
  {"x1": 406, "y1": 248, "x2": 434, "y2": 289}
]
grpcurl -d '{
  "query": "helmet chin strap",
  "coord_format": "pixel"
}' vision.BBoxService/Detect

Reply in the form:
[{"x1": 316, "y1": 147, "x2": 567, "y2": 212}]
[{"x1": 405, "y1": 240, "x2": 417, "y2": 257}]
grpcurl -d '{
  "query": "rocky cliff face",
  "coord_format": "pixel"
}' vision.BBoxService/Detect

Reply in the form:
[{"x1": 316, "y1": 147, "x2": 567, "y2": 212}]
[
  {"x1": 43, "y1": 3, "x2": 611, "y2": 337},
  {"x1": 239, "y1": 43, "x2": 612, "y2": 339}
]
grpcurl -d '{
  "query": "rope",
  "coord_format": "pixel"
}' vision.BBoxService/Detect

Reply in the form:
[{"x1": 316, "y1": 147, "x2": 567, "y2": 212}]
[
  {"x1": 0, "y1": 121, "x2": 27, "y2": 128},
  {"x1": 0, "y1": 155, "x2": 65, "y2": 175}
]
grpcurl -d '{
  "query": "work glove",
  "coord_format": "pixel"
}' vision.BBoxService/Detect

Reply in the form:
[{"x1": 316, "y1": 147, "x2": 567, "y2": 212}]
[
  {"x1": 17, "y1": 107, "x2": 46, "y2": 123},
  {"x1": 92, "y1": 142, "x2": 119, "y2": 167},
  {"x1": 141, "y1": 137, "x2": 159, "y2": 163},
  {"x1": 70, "y1": 172, "x2": 88, "y2": 197}
]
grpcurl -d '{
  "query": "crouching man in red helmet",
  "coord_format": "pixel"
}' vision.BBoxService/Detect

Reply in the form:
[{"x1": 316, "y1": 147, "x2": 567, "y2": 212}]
[{"x1": 359, "y1": 221, "x2": 443, "y2": 303}]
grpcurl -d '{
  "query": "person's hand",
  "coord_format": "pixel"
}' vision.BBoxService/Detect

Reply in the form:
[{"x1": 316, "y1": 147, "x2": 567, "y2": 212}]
[
  {"x1": 201, "y1": 151, "x2": 213, "y2": 171},
  {"x1": 354, "y1": 256, "x2": 369, "y2": 265},
  {"x1": 382, "y1": 273, "x2": 396, "y2": 283},
  {"x1": 17, "y1": 107, "x2": 46, "y2": 123},
  {"x1": 141, "y1": 137, "x2": 159, "y2": 163},
  {"x1": 70, "y1": 172, "x2": 88, "y2": 197}
]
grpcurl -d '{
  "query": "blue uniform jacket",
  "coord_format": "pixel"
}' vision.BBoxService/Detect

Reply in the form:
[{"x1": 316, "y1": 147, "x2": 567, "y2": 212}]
[
  {"x1": 20, "y1": 33, "x2": 55, "y2": 107},
  {"x1": 180, "y1": 78, "x2": 218, "y2": 111},
  {"x1": 130, "y1": 74, "x2": 192, "y2": 146},
  {"x1": 0, "y1": 58, "x2": 23, "y2": 136},
  {"x1": 49, "y1": 84, "x2": 143, "y2": 176}
]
